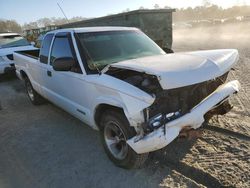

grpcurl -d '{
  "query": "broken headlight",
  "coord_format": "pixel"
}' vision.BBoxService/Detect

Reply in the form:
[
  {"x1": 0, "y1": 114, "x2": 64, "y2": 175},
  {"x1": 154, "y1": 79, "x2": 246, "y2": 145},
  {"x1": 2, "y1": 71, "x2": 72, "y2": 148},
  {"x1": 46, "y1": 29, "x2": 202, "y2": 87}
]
[
  {"x1": 147, "y1": 111, "x2": 181, "y2": 131},
  {"x1": 148, "y1": 113, "x2": 163, "y2": 129}
]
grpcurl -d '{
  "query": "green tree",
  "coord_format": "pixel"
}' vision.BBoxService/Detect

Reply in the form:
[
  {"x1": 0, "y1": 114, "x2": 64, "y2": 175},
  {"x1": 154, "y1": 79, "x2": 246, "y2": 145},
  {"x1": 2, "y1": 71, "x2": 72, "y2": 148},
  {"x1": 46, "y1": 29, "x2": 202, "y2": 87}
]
[{"x1": 0, "y1": 19, "x2": 22, "y2": 33}]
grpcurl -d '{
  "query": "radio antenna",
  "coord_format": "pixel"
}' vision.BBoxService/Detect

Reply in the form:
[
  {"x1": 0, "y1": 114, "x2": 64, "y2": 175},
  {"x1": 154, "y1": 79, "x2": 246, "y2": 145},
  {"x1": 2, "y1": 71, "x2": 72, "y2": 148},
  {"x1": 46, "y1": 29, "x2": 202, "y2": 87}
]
[{"x1": 57, "y1": 2, "x2": 69, "y2": 23}]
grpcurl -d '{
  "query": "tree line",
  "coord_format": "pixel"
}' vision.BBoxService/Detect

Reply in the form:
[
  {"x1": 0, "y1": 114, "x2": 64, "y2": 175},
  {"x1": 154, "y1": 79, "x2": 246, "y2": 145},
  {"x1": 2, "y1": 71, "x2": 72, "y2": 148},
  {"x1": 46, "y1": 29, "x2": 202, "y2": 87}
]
[
  {"x1": 22, "y1": 16, "x2": 87, "y2": 30},
  {"x1": 173, "y1": 5, "x2": 250, "y2": 22},
  {"x1": 0, "y1": 17, "x2": 86, "y2": 33},
  {"x1": 0, "y1": 20, "x2": 22, "y2": 33},
  {"x1": 1, "y1": 5, "x2": 250, "y2": 33}
]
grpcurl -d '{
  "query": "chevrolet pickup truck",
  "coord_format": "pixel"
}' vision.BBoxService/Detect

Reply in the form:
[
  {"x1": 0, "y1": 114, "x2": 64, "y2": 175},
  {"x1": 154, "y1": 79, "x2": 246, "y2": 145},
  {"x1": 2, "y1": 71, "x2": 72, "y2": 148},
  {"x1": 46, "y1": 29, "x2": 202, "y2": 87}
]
[{"x1": 14, "y1": 27, "x2": 240, "y2": 169}]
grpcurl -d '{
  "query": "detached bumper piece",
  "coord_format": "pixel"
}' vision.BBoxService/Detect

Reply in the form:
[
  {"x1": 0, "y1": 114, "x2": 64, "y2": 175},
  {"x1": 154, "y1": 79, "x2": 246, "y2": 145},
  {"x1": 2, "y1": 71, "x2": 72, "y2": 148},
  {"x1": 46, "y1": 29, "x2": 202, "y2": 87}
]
[{"x1": 127, "y1": 80, "x2": 241, "y2": 154}]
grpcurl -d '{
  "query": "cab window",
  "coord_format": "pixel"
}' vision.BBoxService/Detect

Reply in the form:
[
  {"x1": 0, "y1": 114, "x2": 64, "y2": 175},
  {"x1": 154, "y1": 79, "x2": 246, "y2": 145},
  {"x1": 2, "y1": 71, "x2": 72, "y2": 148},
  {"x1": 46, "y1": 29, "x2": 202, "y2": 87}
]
[
  {"x1": 39, "y1": 34, "x2": 54, "y2": 64},
  {"x1": 50, "y1": 35, "x2": 82, "y2": 73}
]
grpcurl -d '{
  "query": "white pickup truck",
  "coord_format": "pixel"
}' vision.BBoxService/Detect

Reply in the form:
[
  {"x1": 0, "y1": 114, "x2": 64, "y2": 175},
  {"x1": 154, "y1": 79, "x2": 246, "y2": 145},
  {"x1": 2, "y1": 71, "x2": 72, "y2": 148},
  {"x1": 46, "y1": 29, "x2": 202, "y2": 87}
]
[{"x1": 14, "y1": 27, "x2": 240, "y2": 168}]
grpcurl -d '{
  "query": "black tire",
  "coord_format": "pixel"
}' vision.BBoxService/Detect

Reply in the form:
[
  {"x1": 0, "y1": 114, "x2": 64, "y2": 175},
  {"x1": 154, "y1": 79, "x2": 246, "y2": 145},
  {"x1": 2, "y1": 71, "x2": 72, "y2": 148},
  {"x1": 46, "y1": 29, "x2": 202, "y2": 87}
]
[
  {"x1": 24, "y1": 77, "x2": 46, "y2": 105},
  {"x1": 100, "y1": 110, "x2": 148, "y2": 169}
]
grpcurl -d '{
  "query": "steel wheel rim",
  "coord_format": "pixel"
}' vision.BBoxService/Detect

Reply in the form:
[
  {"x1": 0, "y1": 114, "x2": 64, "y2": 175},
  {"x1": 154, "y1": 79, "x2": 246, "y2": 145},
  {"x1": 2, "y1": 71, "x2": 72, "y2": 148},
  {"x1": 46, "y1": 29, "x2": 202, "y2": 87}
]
[
  {"x1": 104, "y1": 121, "x2": 128, "y2": 160},
  {"x1": 26, "y1": 81, "x2": 34, "y2": 101}
]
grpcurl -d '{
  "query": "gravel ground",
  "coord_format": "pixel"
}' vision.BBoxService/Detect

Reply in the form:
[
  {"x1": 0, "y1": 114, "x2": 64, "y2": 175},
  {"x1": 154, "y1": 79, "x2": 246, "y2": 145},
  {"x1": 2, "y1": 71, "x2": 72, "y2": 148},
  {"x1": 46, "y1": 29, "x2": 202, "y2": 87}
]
[{"x1": 0, "y1": 24, "x2": 249, "y2": 188}]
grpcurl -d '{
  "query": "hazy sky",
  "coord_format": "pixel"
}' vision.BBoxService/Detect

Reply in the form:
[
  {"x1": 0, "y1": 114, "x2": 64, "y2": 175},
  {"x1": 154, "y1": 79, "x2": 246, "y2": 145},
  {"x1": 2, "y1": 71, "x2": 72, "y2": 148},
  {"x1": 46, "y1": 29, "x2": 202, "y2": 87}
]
[{"x1": 0, "y1": 0, "x2": 249, "y2": 25}]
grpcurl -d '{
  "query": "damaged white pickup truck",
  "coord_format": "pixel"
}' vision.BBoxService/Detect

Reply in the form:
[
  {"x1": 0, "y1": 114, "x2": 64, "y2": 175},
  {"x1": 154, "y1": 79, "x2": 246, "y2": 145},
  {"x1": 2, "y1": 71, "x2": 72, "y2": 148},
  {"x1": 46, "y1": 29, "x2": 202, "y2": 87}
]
[{"x1": 14, "y1": 27, "x2": 240, "y2": 168}]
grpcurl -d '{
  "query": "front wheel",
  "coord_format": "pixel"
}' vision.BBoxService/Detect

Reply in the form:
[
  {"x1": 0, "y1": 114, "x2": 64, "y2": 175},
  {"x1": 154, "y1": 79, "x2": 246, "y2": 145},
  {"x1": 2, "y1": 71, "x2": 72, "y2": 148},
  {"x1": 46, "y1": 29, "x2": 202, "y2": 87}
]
[{"x1": 100, "y1": 110, "x2": 148, "y2": 169}]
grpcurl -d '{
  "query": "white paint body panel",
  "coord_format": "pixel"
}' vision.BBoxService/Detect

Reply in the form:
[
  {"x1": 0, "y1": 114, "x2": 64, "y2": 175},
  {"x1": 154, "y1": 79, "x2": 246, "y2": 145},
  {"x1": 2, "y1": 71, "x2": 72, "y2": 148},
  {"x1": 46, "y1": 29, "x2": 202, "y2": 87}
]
[
  {"x1": 14, "y1": 27, "x2": 240, "y2": 154},
  {"x1": 110, "y1": 49, "x2": 239, "y2": 89},
  {"x1": 0, "y1": 45, "x2": 36, "y2": 74},
  {"x1": 14, "y1": 53, "x2": 153, "y2": 129}
]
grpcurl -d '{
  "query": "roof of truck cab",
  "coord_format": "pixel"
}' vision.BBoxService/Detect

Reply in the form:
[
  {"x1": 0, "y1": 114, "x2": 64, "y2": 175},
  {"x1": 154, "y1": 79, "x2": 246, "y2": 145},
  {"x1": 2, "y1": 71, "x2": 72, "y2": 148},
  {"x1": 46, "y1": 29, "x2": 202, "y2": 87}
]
[{"x1": 47, "y1": 27, "x2": 139, "y2": 34}]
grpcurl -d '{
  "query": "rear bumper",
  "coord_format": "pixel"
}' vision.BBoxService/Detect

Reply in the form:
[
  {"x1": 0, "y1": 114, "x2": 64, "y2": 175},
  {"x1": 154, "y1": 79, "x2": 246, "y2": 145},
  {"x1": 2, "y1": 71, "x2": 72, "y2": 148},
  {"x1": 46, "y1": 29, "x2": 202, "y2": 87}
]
[
  {"x1": 0, "y1": 64, "x2": 7, "y2": 74},
  {"x1": 0, "y1": 63, "x2": 15, "y2": 74},
  {"x1": 4, "y1": 65, "x2": 15, "y2": 73},
  {"x1": 127, "y1": 80, "x2": 241, "y2": 154}
]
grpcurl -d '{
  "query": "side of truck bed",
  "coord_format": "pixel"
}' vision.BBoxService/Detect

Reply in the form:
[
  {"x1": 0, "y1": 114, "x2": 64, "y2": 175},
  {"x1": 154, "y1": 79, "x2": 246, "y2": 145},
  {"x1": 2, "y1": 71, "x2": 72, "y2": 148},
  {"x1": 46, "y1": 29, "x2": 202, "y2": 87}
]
[
  {"x1": 13, "y1": 49, "x2": 40, "y2": 81},
  {"x1": 15, "y1": 49, "x2": 40, "y2": 60}
]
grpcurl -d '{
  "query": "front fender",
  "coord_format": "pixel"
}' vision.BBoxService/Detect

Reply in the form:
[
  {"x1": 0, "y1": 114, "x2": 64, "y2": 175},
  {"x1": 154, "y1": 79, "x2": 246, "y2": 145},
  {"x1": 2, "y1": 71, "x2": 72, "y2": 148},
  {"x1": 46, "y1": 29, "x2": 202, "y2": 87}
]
[
  {"x1": 93, "y1": 92, "x2": 153, "y2": 127},
  {"x1": 86, "y1": 74, "x2": 155, "y2": 127}
]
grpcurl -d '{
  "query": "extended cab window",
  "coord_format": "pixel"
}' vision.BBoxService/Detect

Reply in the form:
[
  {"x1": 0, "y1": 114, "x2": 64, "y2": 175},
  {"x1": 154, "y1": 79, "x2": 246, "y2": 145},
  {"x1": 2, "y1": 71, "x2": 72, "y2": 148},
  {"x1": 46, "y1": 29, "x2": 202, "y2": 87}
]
[
  {"x1": 40, "y1": 34, "x2": 54, "y2": 64},
  {"x1": 50, "y1": 35, "x2": 82, "y2": 73}
]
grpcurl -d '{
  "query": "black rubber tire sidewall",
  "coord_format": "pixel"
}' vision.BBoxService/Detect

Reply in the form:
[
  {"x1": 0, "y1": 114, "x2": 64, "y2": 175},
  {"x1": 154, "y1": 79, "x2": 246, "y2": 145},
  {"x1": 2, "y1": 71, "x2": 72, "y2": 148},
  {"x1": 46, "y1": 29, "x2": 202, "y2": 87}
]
[
  {"x1": 24, "y1": 77, "x2": 45, "y2": 105},
  {"x1": 100, "y1": 110, "x2": 148, "y2": 169}
]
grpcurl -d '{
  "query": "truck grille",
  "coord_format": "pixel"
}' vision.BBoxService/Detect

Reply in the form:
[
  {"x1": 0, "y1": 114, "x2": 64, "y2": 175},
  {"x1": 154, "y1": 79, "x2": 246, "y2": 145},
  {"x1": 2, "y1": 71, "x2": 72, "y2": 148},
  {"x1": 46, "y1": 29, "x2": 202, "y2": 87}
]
[{"x1": 148, "y1": 72, "x2": 229, "y2": 118}]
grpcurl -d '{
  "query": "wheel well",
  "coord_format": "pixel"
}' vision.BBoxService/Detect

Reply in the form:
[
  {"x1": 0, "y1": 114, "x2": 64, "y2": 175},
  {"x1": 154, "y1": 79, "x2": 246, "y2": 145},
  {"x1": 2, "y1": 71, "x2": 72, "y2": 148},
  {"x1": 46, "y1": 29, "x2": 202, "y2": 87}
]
[
  {"x1": 94, "y1": 104, "x2": 125, "y2": 129},
  {"x1": 20, "y1": 70, "x2": 28, "y2": 79}
]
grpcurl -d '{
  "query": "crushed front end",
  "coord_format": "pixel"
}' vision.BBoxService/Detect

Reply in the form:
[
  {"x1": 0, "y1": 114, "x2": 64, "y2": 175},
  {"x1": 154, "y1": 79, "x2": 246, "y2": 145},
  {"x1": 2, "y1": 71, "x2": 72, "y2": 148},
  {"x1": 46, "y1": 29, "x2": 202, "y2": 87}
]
[
  {"x1": 144, "y1": 72, "x2": 230, "y2": 131},
  {"x1": 127, "y1": 75, "x2": 240, "y2": 154},
  {"x1": 104, "y1": 49, "x2": 241, "y2": 154}
]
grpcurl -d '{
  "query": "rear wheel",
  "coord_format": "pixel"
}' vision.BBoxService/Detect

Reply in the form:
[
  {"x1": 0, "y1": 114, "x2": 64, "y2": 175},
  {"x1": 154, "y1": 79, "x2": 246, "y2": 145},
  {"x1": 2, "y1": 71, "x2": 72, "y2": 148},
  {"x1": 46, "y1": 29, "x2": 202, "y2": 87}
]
[
  {"x1": 100, "y1": 110, "x2": 148, "y2": 169},
  {"x1": 24, "y1": 77, "x2": 46, "y2": 105}
]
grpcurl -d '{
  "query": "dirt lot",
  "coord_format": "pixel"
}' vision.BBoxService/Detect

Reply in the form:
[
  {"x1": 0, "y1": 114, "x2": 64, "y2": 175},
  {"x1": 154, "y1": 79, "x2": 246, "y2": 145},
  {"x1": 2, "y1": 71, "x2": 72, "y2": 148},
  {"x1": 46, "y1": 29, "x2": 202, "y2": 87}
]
[{"x1": 0, "y1": 23, "x2": 249, "y2": 188}]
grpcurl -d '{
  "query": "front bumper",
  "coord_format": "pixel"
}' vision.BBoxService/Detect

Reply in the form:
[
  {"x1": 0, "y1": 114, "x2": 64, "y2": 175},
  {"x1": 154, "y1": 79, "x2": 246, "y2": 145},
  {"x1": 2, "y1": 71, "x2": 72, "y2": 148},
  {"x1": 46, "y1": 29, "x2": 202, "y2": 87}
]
[{"x1": 127, "y1": 80, "x2": 241, "y2": 154}]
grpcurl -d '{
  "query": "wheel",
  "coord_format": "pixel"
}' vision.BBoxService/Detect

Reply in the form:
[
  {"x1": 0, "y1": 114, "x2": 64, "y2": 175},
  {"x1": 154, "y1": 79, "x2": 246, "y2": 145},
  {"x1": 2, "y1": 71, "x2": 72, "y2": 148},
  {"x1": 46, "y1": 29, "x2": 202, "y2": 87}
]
[
  {"x1": 100, "y1": 110, "x2": 148, "y2": 169},
  {"x1": 24, "y1": 77, "x2": 46, "y2": 105}
]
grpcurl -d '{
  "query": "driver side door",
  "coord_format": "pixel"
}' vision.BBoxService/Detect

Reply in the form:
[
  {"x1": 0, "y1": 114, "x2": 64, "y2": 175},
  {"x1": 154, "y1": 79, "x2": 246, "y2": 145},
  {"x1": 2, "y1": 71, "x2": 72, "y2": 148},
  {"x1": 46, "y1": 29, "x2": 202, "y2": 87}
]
[{"x1": 45, "y1": 32, "x2": 91, "y2": 124}]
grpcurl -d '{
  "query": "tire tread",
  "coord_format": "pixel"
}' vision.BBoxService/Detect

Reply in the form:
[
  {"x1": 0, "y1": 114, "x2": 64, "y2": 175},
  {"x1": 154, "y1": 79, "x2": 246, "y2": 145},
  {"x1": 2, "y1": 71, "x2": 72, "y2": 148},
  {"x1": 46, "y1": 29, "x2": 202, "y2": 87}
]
[{"x1": 24, "y1": 77, "x2": 46, "y2": 105}]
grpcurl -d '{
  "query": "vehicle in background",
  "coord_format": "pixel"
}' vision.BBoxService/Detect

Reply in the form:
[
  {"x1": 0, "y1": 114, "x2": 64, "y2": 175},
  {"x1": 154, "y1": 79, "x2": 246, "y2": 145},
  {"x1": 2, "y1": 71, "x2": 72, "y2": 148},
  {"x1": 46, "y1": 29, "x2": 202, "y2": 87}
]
[
  {"x1": 35, "y1": 34, "x2": 45, "y2": 48},
  {"x1": 14, "y1": 27, "x2": 240, "y2": 168},
  {"x1": 212, "y1": 19, "x2": 223, "y2": 25},
  {"x1": 0, "y1": 32, "x2": 36, "y2": 74},
  {"x1": 222, "y1": 17, "x2": 238, "y2": 24},
  {"x1": 242, "y1": 15, "x2": 250, "y2": 22},
  {"x1": 173, "y1": 22, "x2": 192, "y2": 29}
]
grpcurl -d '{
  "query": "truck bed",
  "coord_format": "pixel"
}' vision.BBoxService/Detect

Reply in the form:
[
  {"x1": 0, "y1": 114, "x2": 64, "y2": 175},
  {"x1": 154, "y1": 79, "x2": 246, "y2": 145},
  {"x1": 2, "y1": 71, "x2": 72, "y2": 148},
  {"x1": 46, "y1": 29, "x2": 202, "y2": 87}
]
[
  {"x1": 14, "y1": 49, "x2": 40, "y2": 80},
  {"x1": 15, "y1": 49, "x2": 40, "y2": 60}
]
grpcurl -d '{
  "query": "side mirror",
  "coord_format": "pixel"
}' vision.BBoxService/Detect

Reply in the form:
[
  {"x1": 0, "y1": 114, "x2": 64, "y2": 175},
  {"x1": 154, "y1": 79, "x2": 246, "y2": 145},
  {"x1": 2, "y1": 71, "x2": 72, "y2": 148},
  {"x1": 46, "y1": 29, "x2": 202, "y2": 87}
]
[
  {"x1": 30, "y1": 41, "x2": 35, "y2": 46},
  {"x1": 52, "y1": 57, "x2": 74, "y2": 71}
]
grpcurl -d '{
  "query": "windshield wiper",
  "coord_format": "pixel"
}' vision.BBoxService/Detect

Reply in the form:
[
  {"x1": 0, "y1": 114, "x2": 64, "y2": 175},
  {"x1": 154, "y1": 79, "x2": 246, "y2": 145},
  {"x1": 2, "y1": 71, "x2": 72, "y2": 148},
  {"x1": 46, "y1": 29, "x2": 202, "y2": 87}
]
[{"x1": 92, "y1": 63, "x2": 101, "y2": 75}]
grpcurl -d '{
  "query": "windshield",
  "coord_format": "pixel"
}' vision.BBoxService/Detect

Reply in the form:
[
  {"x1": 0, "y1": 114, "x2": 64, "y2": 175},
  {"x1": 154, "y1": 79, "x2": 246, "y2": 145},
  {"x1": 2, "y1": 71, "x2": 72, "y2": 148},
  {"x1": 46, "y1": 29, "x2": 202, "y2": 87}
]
[
  {"x1": 76, "y1": 30, "x2": 165, "y2": 70},
  {"x1": 0, "y1": 35, "x2": 30, "y2": 49}
]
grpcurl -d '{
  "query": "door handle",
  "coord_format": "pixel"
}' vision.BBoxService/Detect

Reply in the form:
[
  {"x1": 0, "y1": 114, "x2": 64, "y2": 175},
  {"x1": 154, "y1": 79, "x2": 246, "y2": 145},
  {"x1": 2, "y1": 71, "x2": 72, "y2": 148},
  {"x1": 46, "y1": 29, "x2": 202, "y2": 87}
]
[{"x1": 47, "y1": 70, "x2": 52, "y2": 77}]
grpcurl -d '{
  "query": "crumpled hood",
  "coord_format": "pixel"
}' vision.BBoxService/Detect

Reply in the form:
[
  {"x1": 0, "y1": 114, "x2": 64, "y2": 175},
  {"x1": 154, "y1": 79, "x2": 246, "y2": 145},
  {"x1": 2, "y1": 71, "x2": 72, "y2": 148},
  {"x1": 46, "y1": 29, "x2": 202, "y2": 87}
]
[{"x1": 108, "y1": 49, "x2": 239, "y2": 89}]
